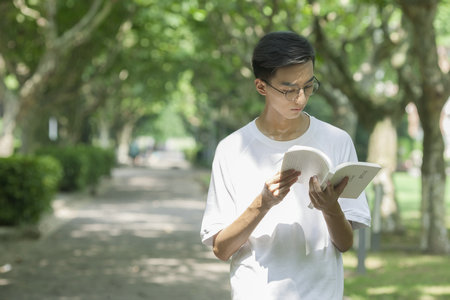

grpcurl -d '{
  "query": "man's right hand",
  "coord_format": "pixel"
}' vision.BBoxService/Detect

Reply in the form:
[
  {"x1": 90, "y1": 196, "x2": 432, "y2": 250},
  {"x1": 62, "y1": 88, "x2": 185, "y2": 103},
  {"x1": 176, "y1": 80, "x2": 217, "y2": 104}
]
[
  {"x1": 213, "y1": 169, "x2": 300, "y2": 261},
  {"x1": 260, "y1": 169, "x2": 301, "y2": 210}
]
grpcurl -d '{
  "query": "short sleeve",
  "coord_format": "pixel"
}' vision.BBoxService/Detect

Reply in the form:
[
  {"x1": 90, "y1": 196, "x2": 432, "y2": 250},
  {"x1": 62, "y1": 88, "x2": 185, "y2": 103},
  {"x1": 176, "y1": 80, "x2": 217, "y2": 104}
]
[
  {"x1": 337, "y1": 136, "x2": 372, "y2": 229},
  {"x1": 200, "y1": 145, "x2": 237, "y2": 246}
]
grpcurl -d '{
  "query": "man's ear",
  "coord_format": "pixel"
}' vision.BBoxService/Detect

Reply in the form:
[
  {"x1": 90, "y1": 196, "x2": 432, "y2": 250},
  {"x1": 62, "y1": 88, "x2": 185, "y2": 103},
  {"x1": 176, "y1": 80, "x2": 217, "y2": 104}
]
[{"x1": 255, "y1": 79, "x2": 267, "y2": 96}]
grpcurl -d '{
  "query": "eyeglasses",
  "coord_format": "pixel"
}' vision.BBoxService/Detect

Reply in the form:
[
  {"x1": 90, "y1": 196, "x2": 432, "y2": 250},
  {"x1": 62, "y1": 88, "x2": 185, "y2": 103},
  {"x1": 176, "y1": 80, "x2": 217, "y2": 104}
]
[{"x1": 263, "y1": 76, "x2": 320, "y2": 102}]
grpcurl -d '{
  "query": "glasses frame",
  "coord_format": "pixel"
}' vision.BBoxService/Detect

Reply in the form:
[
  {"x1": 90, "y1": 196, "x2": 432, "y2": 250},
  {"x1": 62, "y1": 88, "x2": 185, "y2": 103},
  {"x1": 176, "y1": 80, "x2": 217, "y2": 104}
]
[{"x1": 262, "y1": 76, "x2": 320, "y2": 102}]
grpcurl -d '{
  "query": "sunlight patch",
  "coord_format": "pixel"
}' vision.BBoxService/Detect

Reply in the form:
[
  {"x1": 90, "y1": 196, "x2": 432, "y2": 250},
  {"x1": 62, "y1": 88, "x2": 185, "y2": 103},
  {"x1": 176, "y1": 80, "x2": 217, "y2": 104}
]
[
  {"x1": 365, "y1": 256, "x2": 384, "y2": 269},
  {"x1": 0, "y1": 278, "x2": 11, "y2": 286},
  {"x1": 342, "y1": 252, "x2": 357, "y2": 268},
  {"x1": 159, "y1": 199, "x2": 205, "y2": 210},
  {"x1": 420, "y1": 285, "x2": 450, "y2": 295},
  {"x1": 367, "y1": 286, "x2": 398, "y2": 295},
  {"x1": 398, "y1": 255, "x2": 445, "y2": 267},
  {"x1": 134, "y1": 257, "x2": 229, "y2": 285}
]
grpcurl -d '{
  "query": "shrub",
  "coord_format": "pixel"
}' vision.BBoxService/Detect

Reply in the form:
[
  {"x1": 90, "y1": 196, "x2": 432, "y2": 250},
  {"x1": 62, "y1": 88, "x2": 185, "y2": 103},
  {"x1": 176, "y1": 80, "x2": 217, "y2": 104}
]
[
  {"x1": 74, "y1": 145, "x2": 116, "y2": 192},
  {"x1": 36, "y1": 146, "x2": 89, "y2": 191},
  {"x1": 0, "y1": 155, "x2": 62, "y2": 226},
  {"x1": 36, "y1": 145, "x2": 116, "y2": 192}
]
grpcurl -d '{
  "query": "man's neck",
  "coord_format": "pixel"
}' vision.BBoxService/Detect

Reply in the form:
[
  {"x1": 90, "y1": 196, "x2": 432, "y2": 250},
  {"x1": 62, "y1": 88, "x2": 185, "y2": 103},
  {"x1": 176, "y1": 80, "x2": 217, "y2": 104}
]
[{"x1": 255, "y1": 111, "x2": 310, "y2": 141}]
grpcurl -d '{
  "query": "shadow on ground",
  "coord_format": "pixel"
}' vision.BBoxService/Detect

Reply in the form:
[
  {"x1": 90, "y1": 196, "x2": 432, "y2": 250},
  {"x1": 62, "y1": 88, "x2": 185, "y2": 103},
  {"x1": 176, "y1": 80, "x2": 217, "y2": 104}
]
[{"x1": 0, "y1": 167, "x2": 230, "y2": 300}]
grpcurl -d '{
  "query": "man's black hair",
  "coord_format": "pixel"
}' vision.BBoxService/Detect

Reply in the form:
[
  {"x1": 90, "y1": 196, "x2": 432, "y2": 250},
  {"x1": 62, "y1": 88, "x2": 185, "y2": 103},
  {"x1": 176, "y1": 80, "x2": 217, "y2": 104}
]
[{"x1": 252, "y1": 31, "x2": 315, "y2": 81}]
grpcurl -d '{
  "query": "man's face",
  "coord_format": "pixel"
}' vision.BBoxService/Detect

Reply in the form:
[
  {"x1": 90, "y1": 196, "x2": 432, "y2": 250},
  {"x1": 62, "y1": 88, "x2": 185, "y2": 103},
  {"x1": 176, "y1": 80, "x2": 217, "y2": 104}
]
[{"x1": 259, "y1": 61, "x2": 315, "y2": 120}]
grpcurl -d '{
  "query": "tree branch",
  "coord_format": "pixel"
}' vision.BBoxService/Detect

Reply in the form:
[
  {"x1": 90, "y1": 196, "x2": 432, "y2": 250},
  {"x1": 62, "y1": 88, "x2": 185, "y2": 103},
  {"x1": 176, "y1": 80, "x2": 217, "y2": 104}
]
[
  {"x1": 43, "y1": 0, "x2": 58, "y2": 45},
  {"x1": 55, "y1": 0, "x2": 114, "y2": 51},
  {"x1": 311, "y1": 14, "x2": 381, "y2": 129},
  {"x1": 396, "y1": 0, "x2": 450, "y2": 102},
  {"x1": 12, "y1": 0, "x2": 47, "y2": 26}
]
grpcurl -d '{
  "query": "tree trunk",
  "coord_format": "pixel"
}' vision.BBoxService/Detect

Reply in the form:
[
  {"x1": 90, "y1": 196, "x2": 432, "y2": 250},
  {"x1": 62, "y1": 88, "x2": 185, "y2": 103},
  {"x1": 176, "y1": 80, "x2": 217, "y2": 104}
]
[
  {"x1": 116, "y1": 121, "x2": 134, "y2": 165},
  {"x1": 97, "y1": 116, "x2": 111, "y2": 149},
  {"x1": 367, "y1": 116, "x2": 403, "y2": 233},
  {"x1": 0, "y1": 92, "x2": 19, "y2": 156},
  {"x1": 18, "y1": 111, "x2": 39, "y2": 154},
  {"x1": 418, "y1": 95, "x2": 448, "y2": 253},
  {"x1": 398, "y1": 0, "x2": 450, "y2": 253},
  {"x1": 420, "y1": 136, "x2": 447, "y2": 253}
]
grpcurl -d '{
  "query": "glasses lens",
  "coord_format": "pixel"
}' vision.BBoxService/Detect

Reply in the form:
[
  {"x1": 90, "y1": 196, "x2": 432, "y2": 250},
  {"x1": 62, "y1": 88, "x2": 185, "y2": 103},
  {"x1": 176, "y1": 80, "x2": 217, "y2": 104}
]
[{"x1": 285, "y1": 78, "x2": 320, "y2": 101}]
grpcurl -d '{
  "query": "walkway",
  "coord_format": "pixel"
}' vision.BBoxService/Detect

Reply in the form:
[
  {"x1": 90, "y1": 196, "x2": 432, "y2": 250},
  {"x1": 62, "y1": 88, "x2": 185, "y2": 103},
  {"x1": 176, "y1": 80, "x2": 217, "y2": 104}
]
[{"x1": 0, "y1": 167, "x2": 230, "y2": 300}]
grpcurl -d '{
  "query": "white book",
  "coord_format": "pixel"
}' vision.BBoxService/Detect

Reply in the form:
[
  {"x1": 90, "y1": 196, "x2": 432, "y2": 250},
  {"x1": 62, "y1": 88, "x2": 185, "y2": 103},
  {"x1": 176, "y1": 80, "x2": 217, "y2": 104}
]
[{"x1": 281, "y1": 145, "x2": 381, "y2": 199}]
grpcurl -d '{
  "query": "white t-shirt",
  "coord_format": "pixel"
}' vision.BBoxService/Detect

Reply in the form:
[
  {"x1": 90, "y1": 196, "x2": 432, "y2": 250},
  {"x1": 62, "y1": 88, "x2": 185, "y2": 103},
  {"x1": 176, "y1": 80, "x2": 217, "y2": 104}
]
[{"x1": 200, "y1": 116, "x2": 371, "y2": 300}]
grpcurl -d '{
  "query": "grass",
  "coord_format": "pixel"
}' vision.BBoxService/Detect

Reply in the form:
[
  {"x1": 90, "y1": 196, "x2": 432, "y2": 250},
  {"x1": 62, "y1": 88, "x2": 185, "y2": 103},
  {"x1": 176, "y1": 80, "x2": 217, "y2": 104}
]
[
  {"x1": 343, "y1": 172, "x2": 450, "y2": 300},
  {"x1": 344, "y1": 252, "x2": 450, "y2": 299}
]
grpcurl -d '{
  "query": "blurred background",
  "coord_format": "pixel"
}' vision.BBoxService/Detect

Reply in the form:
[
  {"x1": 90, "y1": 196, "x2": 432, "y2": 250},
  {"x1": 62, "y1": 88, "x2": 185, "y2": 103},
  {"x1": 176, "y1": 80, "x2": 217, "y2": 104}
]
[{"x1": 0, "y1": 0, "x2": 449, "y2": 299}]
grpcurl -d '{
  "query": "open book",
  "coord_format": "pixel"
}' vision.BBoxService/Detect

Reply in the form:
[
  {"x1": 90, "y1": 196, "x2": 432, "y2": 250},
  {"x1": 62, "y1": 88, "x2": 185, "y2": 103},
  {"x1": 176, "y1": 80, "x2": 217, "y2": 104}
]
[{"x1": 281, "y1": 145, "x2": 381, "y2": 200}]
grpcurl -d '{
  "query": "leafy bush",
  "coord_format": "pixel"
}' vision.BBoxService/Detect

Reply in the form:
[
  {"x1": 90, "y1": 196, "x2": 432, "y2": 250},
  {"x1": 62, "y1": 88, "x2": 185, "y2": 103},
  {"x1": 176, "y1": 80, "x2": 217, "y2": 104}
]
[
  {"x1": 80, "y1": 145, "x2": 115, "y2": 176},
  {"x1": 0, "y1": 155, "x2": 62, "y2": 226},
  {"x1": 36, "y1": 146, "x2": 89, "y2": 191},
  {"x1": 36, "y1": 145, "x2": 116, "y2": 192},
  {"x1": 74, "y1": 145, "x2": 116, "y2": 190}
]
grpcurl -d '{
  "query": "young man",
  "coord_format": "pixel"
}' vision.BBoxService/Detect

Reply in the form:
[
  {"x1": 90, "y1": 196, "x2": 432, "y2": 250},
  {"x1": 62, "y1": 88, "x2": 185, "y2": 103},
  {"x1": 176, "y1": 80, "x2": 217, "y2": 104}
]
[{"x1": 200, "y1": 31, "x2": 371, "y2": 299}]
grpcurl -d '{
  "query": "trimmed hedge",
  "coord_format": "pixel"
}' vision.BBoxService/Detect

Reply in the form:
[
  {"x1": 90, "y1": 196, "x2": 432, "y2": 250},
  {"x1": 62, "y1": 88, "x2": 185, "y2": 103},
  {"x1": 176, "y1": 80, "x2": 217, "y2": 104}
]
[
  {"x1": 36, "y1": 146, "x2": 88, "y2": 191},
  {"x1": 77, "y1": 145, "x2": 115, "y2": 186},
  {"x1": 0, "y1": 155, "x2": 62, "y2": 226},
  {"x1": 36, "y1": 145, "x2": 116, "y2": 192}
]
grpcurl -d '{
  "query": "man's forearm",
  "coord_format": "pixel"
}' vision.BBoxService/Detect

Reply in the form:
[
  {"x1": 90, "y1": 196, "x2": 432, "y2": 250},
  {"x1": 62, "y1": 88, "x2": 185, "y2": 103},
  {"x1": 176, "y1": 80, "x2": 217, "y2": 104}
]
[
  {"x1": 213, "y1": 194, "x2": 269, "y2": 261},
  {"x1": 212, "y1": 170, "x2": 300, "y2": 261},
  {"x1": 323, "y1": 207, "x2": 353, "y2": 252}
]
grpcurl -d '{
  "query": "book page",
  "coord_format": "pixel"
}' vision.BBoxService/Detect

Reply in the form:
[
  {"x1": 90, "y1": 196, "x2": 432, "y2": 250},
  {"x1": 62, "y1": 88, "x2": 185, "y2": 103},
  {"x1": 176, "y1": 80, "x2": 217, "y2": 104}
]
[
  {"x1": 328, "y1": 162, "x2": 381, "y2": 198},
  {"x1": 281, "y1": 146, "x2": 332, "y2": 184}
]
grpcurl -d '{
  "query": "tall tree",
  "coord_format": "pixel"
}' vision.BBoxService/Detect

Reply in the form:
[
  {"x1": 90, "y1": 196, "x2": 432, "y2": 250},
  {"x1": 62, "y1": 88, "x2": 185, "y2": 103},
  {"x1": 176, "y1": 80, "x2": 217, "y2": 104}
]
[
  {"x1": 397, "y1": 0, "x2": 450, "y2": 253},
  {"x1": 307, "y1": 0, "x2": 407, "y2": 233},
  {"x1": 0, "y1": 0, "x2": 118, "y2": 155}
]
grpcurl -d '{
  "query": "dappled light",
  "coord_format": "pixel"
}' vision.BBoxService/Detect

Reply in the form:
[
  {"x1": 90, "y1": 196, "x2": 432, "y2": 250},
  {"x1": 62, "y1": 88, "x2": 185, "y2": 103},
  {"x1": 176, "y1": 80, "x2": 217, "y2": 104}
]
[
  {"x1": 343, "y1": 250, "x2": 450, "y2": 299},
  {"x1": 420, "y1": 286, "x2": 450, "y2": 297},
  {"x1": 0, "y1": 167, "x2": 230, "y2": 299},
  {"x1": 367, "y1": 286, "x2": 398, "y2": 296},
  {"x1": 132, "y1": 257, "x2": 229, "y2": 285},
  {"x1": 364, "y1": 256, "x2": 385, "y2": 270}
]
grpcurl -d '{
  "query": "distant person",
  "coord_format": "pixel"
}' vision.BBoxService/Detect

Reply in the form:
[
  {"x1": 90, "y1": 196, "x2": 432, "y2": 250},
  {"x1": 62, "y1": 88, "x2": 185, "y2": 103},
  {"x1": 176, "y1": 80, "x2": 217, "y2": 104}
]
[
  {"x1": 200, "y1": 31, "x2": 370, "y2": 299},
  {"x1": 128, "y1": 141, "x2": 140, "y2": 165}
]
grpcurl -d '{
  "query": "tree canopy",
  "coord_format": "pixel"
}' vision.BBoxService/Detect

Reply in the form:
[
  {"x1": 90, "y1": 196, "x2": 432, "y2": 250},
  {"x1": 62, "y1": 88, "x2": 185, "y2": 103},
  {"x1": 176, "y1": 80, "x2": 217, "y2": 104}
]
[{"x1": 0, "y1": 0, "x2": 449, "y2": 253}]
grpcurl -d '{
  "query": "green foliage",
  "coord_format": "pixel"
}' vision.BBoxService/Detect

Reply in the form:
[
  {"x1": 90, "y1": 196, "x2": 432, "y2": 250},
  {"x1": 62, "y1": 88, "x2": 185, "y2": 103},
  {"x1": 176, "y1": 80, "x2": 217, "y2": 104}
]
[
  {"x1": 435, "y1": 0, "x2": 450, "y2": 46},
  {"x1": 1, "y1": 0, "x2": 448, "y2": 169},
  {"x1": 0, "y1": 155, "x2": 62, "y2": 226},
  {"x1": 305, "y1": 95, "x2": 335, "y2": 125},
  {"x1": 0, "y1": 145, "x2": 114, "y2": 226},
  {"x1": 36, "y1": 147, "x2": 89, "y2": 191},
  {"x1": 75, "y1": 145, "x2": 116, "y2": 184},
  {"x1": 36, "y1": 145, "x2": 115, "y2": 192},
  {"x1": 135, "y1": 100, "x2": 189, "y2": 143}
]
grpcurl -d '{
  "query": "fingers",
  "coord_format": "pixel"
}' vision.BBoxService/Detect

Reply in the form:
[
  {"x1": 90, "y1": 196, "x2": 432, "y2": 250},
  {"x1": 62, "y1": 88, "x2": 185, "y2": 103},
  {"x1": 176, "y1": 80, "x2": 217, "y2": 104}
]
[
  {"x1": 270, "y1": 169, "x2": 300, "y2": 183},
  {"x1": 334, "y1": 176, "x2": 349, "y2": 195},
  {"x1": 262, "y1": 169, "x2": 300, "y2": 206},
  {"x1": 266, "y1": 170, "x2": 299, "y2": 189},
  {"x1": 309, "y1": 175, "x2": 322, "y2": 193},
  {"x1": 308, "y1": 176, "x2": 348, "y2": 210},
  {"x1": 308, "y1": 176, "x2": 321, "y2": 207}
]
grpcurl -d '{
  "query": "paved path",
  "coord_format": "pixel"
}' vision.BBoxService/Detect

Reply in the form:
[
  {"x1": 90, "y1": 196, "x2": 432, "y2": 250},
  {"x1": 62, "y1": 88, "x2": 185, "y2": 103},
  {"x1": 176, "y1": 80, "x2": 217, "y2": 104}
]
[{"x1": 0, "y1": 167, "x2": 230, "y2": 300}]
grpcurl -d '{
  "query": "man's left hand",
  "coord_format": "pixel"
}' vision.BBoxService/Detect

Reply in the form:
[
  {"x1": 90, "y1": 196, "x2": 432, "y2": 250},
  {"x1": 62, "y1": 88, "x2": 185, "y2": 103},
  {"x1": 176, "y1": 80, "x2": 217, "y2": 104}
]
[{"x1": 308, "y1": 176, "x2": 349, "y2": 213}]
